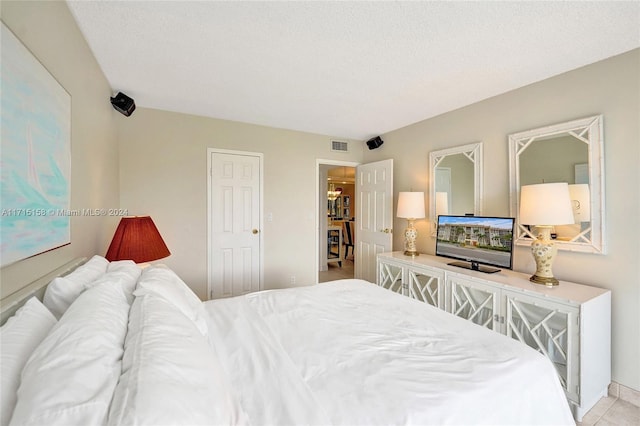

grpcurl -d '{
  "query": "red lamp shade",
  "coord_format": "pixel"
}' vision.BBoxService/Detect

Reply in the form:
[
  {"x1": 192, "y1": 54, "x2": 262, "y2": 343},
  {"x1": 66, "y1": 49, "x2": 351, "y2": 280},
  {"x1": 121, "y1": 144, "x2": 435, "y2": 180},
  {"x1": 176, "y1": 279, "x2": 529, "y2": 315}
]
[{"x1": 105, "y1": 216, "x2": 170, "y2": 263}]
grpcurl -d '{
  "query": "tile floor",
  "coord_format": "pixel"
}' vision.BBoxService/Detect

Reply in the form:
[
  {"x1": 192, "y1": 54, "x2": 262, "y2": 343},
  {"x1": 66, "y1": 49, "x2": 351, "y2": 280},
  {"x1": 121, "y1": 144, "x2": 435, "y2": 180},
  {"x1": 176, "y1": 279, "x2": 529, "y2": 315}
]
[
  {"x1": 318, "y1": 257, "x2": 640, "y2": 425},
  {"x1": 578, "y1": 385, "x2": 640, "y2": 425},
  {"x1": 318, "y1": 257, "x2": 354, "y2": 282}
]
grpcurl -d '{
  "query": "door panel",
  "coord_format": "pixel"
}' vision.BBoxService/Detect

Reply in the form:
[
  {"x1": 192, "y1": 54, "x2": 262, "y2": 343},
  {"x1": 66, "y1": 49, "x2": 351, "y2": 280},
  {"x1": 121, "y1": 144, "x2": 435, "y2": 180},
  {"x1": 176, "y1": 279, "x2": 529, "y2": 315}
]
[
  {"x1": 504, "y1": 291, "x2": 579, "y2": 402},
  {"x1": 209, "y1": 151, "x2": 261, "y2": 299},
  {"x1": 356, "y1": 159, "x2": 393, "y2": 282},
  {"x1": 378, "y1": 259, "x2": 404, "y2": 295},
  {"x1": 407, "y1": 267, "x2": 444, "y2": 309},
  {"x1": 448, "y1": 274, "x2": 500, "y2": 331}
]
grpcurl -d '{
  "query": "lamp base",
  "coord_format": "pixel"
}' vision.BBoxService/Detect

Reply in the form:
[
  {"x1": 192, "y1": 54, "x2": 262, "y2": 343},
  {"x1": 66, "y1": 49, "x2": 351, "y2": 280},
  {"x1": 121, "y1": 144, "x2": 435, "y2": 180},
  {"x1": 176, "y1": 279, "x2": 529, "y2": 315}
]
[
  {"x1": 529, "y1": 274, "x2": 559, "y2": 287},
  {"x1": 530, "y1": 225, "x2": 560, "y2": 287},
  {"x1": 403, "y1": 219, "x2": 419, "y2": 257}
]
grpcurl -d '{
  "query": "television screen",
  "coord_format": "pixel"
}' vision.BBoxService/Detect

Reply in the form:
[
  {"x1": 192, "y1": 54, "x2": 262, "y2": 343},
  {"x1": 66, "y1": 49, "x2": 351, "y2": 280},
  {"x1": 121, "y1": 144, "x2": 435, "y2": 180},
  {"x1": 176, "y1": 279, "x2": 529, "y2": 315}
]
[{"x1": 436, "y1": 215, "x2": 515, "y2": 273}]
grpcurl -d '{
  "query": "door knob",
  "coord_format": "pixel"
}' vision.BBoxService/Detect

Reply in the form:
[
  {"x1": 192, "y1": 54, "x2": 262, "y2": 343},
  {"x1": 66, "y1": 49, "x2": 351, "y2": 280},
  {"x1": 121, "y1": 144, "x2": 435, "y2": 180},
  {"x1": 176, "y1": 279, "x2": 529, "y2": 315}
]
[
  {"x1": 252, "y1": 229, "x2": 259, "y2": 234},
  {"x1": 380, "y1": 228, "x2": 392, "y2": 234}
]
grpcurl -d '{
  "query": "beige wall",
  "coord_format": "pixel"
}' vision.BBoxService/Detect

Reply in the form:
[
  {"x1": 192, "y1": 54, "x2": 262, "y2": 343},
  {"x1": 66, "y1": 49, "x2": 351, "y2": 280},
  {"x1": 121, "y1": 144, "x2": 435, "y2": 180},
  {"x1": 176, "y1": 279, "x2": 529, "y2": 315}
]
[
  {"x1": 0, "y1": 1, "x2": 120, "y2": 297},
  {"x1": 364, "y1": 49, "x2": 640, "y2": 390},
  {"x1": 117, "y1": 108, "x2": 363, "y2": 299}
]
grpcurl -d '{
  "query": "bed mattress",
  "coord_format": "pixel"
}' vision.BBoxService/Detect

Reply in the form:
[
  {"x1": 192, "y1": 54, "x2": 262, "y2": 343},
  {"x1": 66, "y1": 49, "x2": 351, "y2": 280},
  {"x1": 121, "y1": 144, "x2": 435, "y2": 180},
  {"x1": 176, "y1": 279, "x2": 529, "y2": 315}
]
[{"x1": 204, "y1": 279, "x2": 574, "y2": 425}]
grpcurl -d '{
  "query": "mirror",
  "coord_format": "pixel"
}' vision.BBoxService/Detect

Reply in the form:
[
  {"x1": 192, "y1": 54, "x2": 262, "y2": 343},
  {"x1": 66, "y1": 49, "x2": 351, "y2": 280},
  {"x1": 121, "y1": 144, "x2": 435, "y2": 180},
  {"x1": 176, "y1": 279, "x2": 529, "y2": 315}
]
[
  {"x1": 509, "y1": 115, "x2": 604, "y2": 253},
  {"x1": 429, "y1": 142, "x2": 483, "y2": 233}
]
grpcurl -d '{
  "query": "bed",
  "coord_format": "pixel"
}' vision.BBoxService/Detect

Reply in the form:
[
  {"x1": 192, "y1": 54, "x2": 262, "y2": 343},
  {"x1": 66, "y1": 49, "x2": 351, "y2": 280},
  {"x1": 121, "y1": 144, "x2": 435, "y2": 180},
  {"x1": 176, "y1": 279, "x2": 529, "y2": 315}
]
[{"x1": 1, "y1": 257, "x2": 574, "y2": 426}]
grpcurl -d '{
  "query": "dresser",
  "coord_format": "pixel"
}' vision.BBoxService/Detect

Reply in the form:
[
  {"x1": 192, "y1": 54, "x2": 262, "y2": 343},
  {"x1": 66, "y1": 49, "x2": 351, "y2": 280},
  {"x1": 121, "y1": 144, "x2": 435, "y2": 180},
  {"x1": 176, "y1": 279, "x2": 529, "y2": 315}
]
[{"x1": 376, "y1": 251, "x2": 611, "y2": 421}]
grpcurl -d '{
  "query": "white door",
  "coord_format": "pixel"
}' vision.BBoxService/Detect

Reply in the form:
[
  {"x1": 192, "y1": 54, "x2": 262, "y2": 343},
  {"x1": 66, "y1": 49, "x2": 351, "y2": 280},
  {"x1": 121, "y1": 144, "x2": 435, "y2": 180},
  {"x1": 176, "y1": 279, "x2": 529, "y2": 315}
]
[
  {"x1": 208, "y1": 150, "x2": 262, "y2": 299},
  {"x1": 355, "y1": 159, "x2": 393, "y2": 282},
  {"x1": 435, "y1": 167, "x2": 452, "y2": 214}
]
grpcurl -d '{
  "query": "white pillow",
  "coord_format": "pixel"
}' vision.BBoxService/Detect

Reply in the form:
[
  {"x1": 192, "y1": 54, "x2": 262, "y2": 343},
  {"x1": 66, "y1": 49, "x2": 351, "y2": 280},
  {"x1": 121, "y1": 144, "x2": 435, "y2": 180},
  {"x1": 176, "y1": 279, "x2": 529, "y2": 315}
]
[
  {"x1": 108, "y1": 294, "x2": 247, "y2": 425},
  {"x1": 0, "y1": 298, "x2": 56, "y2": 426},
  {"x1": 133, "y1": 265, "x2": 208, "y2": 336},
  {"x1": 43, "y1": 255, "x2": 109, "y2": 319},
  {"x1": 87, "y1": 260, "x2": 142, "y2": 304},
  {"x1": 10, "y1": 281, "x2": 129, "y2": 426},
  {"x1": 107, "y1": 259, "x2": 138, "y2": 273}
]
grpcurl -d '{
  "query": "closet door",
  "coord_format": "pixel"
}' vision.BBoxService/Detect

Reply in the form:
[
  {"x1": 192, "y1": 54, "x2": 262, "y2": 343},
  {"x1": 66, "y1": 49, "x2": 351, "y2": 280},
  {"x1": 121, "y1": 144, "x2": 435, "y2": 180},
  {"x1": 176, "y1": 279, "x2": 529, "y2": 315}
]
[{"x1": 208, "y1": 150, "x2": 262, "y2": 299}]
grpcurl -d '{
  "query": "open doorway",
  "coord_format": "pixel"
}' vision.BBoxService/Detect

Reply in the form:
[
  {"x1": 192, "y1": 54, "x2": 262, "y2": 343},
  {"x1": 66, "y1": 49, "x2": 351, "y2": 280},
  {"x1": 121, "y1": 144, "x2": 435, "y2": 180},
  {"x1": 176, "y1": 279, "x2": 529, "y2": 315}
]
[{"x1": 317, "y1": 161, "x2": 357, "y2": 283}]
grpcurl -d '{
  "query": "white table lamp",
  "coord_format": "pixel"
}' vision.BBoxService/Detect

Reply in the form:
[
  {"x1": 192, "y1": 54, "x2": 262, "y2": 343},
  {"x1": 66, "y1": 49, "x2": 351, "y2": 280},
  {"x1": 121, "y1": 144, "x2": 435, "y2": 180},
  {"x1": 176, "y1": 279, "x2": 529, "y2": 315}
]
[
  {"x1": 397, "y1": 192, "x2": 425, "y2": 257},
  {"x1": 519, "y1": 183, "x2": 574, "y2": 286}
]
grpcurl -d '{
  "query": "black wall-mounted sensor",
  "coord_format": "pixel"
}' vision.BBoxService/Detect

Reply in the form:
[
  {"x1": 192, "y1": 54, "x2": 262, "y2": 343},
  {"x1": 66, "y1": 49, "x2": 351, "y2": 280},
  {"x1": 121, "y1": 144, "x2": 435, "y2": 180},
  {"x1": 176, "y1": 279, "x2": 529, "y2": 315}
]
[
  {"x1": 366, "y1": 136, "x2": 384, "y2": 150},
  {"x1": 110, "y1": 92, "x2": 136, "y2": 117}
]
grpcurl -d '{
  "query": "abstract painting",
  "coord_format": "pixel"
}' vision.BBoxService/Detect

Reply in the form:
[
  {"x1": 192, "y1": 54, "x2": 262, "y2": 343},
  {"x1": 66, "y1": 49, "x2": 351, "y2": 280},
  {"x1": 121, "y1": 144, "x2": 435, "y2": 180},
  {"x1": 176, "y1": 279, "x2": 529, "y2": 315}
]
[{"x1": 1, "y1": 22, "x2": 71, "y2": 267}]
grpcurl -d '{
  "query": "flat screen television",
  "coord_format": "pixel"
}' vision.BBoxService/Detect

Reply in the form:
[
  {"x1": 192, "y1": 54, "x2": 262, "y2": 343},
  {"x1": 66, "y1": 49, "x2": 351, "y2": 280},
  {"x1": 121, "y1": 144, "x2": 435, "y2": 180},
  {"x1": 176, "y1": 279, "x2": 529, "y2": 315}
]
[{"x1": 435, "y1": 215, "x2": 515, "y2": 274}]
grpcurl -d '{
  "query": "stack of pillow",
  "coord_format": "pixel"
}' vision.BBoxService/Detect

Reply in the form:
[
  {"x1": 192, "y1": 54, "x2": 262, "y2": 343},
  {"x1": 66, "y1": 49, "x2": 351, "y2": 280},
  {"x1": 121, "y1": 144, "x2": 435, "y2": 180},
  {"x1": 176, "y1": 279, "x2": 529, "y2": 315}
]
[
  {"x1": 0, "y1": 256, "x2": 244, "y2": 426},
  {"x1": 3, "y1": 255, "x2": 140, "y2": 425},
  {"x1": 109, "y1": 265, "x2": 246, "y2": 425}
]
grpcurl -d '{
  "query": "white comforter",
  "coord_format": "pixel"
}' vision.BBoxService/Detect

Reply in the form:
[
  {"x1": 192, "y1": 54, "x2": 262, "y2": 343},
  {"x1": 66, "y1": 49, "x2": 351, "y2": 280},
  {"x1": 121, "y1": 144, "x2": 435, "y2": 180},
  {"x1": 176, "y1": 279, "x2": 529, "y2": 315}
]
[{"x1": 204, "y1": 279, "x2": 574, "y2": 425}]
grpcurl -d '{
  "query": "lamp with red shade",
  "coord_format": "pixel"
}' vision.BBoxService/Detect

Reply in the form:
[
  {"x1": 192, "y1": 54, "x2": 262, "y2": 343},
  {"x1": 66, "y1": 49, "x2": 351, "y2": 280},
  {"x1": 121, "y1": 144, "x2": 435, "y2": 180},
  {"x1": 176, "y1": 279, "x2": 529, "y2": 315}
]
[{"x1": 105, "y1": 216, "x2": 170, "y2": 263}]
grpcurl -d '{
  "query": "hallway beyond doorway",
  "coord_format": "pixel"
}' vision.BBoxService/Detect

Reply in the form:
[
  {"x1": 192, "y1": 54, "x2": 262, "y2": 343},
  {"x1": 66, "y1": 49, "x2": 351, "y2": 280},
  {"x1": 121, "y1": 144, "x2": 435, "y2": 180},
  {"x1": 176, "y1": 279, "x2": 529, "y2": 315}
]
[{"x1": 319, "y1": 259, "x2": 354, "y2": 283}]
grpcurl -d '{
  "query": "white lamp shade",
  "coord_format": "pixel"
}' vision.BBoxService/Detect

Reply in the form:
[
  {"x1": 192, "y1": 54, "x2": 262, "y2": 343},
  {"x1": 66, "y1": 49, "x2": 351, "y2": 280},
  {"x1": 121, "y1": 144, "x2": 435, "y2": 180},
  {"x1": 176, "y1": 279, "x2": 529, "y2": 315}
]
[
  {"x1": 397, "y1": 192, "x2": 425, "y2": 219},
  {"x1": 568, "y1": 184, "x2": 591, "y2": 223},
  {"x1": 519, "y1": 183, "x2": 574, "y2": 226},
  {"x1": 435, "y1": 192, "x2": 449, "y2": 217}
]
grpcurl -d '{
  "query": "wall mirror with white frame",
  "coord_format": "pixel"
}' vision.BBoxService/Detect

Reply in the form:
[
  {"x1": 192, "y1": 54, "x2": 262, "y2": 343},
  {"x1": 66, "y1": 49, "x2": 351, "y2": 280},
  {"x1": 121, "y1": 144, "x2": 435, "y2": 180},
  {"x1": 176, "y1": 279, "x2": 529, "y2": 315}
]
[
  {"x1": 508, "y1": 115, "x2": 605, "y2": 254},
  {"x1": 429, "y1": 142, "x2": 483, "y2": 235}
]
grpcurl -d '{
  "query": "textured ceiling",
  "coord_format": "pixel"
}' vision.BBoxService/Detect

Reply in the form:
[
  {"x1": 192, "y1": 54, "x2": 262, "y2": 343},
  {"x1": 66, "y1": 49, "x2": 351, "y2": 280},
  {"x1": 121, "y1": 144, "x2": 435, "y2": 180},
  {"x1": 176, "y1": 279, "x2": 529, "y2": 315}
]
[{"x1": 66, "y1": 1, "x2": 640, "y2": 140}]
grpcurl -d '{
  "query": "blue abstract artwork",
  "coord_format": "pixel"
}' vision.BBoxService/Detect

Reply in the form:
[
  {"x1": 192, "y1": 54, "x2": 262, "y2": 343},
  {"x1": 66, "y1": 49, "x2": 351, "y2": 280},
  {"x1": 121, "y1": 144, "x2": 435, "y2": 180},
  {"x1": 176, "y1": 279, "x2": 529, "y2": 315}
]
[{"x1": 1, "y1": 23, "x2": 71, "y2": 267}]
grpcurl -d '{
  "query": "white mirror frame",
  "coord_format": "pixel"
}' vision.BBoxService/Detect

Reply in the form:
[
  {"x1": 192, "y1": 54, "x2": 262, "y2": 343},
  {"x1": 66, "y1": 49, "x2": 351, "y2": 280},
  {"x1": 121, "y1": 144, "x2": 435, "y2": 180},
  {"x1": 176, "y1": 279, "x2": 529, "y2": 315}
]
[
  {"x1": 508, "y1": 115, "x2": 605, "y2": 254},
  {"x1": 429, "y1": 142, "x2": 483, "y2": 235}
]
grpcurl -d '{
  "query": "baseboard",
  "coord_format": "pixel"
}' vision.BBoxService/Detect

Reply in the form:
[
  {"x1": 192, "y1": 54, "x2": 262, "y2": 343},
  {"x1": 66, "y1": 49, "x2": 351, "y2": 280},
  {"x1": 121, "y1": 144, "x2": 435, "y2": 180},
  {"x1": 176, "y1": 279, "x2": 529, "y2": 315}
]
[{"x1": 609, "y1": 382, "x2": 640, "y2": 407}]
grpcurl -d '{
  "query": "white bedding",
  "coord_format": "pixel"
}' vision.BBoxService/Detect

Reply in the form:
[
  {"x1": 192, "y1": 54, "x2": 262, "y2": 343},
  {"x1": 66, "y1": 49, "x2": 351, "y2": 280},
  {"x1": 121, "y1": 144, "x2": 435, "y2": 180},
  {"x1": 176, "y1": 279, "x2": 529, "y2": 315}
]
[
  {"x1": 204, "y1": 279, "x2": 574, "y2": 426},
  {"x1": 4, "y1": 267, "x2": 574, "y2": 426}
]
